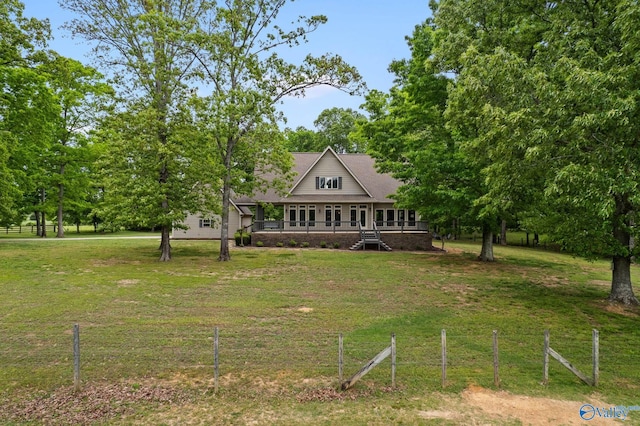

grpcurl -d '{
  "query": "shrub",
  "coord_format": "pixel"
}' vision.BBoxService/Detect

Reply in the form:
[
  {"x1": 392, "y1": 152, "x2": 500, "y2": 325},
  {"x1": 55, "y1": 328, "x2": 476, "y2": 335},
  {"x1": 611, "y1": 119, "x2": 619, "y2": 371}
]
[
  {"x1": 301, "y1": 242, "x2": 310, "y2": 248},
  {"x1": 332, "y1": 242, "x2": 340, "y2": 249},
  {"x1": 288, "y1": 239, "x2": 297, "y2": 247},
  {"x1": 256, "y1": 241, "x2": 264, "y2": 247},
  {"x1": 319, "y1": 241, "x2": 327, "y2": 248},
  {"x1": 234, "y1": 229, "x2": 251, "y2": 246},
  {"x1": 276, "y1": 242, "x2": 284, "y2": 247}
]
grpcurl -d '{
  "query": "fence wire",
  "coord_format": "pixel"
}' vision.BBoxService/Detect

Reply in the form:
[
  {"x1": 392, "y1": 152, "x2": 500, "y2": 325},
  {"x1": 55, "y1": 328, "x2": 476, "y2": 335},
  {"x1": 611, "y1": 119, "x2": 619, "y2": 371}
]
[{"x1": 1, "y1": 324, "x2": 638, "y2": 391}]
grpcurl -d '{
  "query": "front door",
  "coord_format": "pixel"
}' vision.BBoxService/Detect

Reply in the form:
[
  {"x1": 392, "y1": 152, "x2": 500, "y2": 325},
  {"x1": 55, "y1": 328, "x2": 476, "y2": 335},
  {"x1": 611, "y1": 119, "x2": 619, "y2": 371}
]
[{"x1": 359, "y1": 206, "x2": 367, "y2": 227}]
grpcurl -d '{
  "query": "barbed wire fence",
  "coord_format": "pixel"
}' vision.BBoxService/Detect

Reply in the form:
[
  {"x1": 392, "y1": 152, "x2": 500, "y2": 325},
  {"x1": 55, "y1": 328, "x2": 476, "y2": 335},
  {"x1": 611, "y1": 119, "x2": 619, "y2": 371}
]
[{"x1": 1, "y1": 324, "x2": 638, "y2": 393}]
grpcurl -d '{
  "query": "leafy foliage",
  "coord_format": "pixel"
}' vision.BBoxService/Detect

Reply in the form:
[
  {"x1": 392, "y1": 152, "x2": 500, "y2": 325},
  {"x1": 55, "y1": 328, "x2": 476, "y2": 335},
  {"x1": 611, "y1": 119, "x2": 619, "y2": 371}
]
[{"x1": 430, "y1": 0, "x2": 640, "y2": 303}]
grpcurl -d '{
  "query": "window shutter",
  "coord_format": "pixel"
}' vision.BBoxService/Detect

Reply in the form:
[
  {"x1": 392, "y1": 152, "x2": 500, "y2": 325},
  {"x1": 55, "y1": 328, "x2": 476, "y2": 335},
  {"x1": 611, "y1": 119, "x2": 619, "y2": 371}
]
[
  {"x1": 338, "y1": 177, "x2": 343, "y2": 189},
  {"x1": 316, "y1": 176, "x2": 319, "y2": 189}
]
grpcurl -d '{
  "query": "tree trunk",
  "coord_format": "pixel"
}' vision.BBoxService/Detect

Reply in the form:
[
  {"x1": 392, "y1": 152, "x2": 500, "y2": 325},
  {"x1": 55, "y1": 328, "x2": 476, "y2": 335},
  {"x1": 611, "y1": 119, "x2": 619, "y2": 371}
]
[
  {"x1": 40, "y1": 188, "x2": 47, "y2": 238},
  {"x1": 500, "y1": 219, "x2": 507, "y2": 246},
  {"x1": 57, "y1": 166, "x2": 65, "y2": 238},
  {"x1": 218, "y1": 176, "x2": 232, "y2": 262},
  {"x1": 478, "y1": 224, "x2": 494, "y2": 262},
  {"x1": 608, "y1": 196, "x2": 638, "y2": 305},
  {"x1": 35, "y1": 211, "x2": 42, "y2": 237},
  {"x1": 41, "y1": 211, "x2": 47, "y2": 238},
  {"x1": 159, "y1": 225, "x2": 171, "y2": 261},
  {"x1": 218, "y1": 138, "x2": 235, "y2": 262}
]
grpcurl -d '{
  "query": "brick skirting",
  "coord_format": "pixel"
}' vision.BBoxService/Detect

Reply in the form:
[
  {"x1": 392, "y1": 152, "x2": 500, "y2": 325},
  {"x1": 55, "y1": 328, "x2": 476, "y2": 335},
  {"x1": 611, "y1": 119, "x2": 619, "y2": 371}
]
[{"x1": 250, "y1": 232, "x2": 434, "y2": 251}]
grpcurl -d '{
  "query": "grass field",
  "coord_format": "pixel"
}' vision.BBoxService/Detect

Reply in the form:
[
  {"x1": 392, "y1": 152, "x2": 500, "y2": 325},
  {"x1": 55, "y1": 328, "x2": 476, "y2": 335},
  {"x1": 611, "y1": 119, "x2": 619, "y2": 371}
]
[{"x1": 1, "y1": 238, "x2": 639, "y2": 424}]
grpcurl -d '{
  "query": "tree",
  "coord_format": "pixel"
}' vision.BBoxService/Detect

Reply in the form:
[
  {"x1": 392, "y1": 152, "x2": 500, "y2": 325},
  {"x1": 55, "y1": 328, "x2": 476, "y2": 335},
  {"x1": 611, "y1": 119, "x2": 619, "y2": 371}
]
[
  {"x1": 430, "y1": 0, "x2": 640, "y2": 304},
  {"x1": 0, "y1": 0, "x2": 54, "y2": 227},
  {"x1": 94, "y1": 102, "x2": 222, "y2": 238},
  {"x1": 361, "y1": 23, "x2": 486, "y2": 256},
  {"x1": 62, "y1": 0, "x2": 217, "y2": 260},
  {"x1": 284, "y1": 126, "x2": 323, "y2": 152},
  {"x1": 189, "y1": 0, "x2": 365, "y2": 261},
  {"x1": 63, "y1": 0, "x2": 364, "y2": 262},
  {"x1": 39, "y1": 54, "x2": 112, "y2": 237},
  {"x1": 313, "y1": 107, "x2": 366, "y2": 153}
]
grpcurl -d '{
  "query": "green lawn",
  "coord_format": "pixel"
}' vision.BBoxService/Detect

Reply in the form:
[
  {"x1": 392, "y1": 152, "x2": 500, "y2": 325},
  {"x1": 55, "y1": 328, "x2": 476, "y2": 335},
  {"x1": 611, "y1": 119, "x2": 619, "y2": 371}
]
[{"x1": 1, "y1": 238, "x2": 639, "y2": 424}]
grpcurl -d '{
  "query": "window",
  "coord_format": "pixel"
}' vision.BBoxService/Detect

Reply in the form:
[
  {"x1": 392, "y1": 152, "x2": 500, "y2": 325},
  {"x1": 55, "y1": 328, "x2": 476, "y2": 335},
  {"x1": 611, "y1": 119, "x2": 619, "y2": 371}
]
[
  {"x1": 299, "y1": 207, "x2": 306, "y2": 226},
  {"x1": 334, "y1": 206, "x2": 341, "y2": 227},
  {"x1": 386, "y1": 210, "x2": 395, "y2": 227},
  {"x1": 199, "y1": 218, "x2": 212, "y2": 228},
  {"x1": 308, "y1": 206, "x2": 316, "y2": 227},
  {"x1": 350, "y1": 206, "x2": 357, "y2": 227},
  {"x1": 289, "y1": 205, "x2": 296, "y2": 227},
  {"x1": 408, "y1": 210, "x2": 416, "y2": 226},
  {"x1": 375, "y1": 210, "x2": 384, "y2": 226},
  {"x1": 325, "y1": 207, "x2": 332, "y2": 226},
  {"x1": 398, "y1": 210, "x2": 405, "y2": 226},
  {"x1": 316, "y1": 176, "x2": 342, "y2": 189}
]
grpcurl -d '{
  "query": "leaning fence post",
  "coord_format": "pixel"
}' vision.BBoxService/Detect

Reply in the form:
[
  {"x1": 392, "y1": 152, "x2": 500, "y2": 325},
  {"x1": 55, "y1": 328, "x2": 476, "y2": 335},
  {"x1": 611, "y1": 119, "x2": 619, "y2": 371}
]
[
  {"x1": 543, "y1": 329, "x2": 550, "y2": 385},
  {"x1": 391, "y1": 333, "x2": 396, "y2": 387},
  {"x1": 493, "y1": 330, "x2": 500, "y2": 387},
  {"x1": 441, "y1": 329, "x2": 447, "y2": 388},
  {"x1": 592, "y1": 329, "x2": 599, "y2": 387},
  {"x1": 73, "y1": 324, "x2": 80, "y2": 391},
  {"x1": 214, "y1": 327, "x2": 219, "y2": 393}
]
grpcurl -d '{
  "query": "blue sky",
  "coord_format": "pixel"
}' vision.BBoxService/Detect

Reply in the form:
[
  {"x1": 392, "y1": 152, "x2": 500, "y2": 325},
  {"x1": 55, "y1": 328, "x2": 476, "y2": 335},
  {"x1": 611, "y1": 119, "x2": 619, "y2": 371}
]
[{"x1": 21, "y1": 0, "x2": 431, "y2": 129}]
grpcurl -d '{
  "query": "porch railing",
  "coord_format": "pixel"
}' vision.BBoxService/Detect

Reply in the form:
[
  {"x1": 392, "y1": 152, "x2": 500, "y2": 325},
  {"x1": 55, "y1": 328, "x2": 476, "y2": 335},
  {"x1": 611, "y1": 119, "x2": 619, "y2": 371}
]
[{"x1": 252, "y1": 220, "x2": 429, "y2": 233}]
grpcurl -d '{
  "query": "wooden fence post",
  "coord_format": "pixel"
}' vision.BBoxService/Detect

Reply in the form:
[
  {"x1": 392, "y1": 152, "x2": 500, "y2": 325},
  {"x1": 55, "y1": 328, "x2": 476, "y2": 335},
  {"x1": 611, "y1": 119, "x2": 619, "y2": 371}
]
[
  {"x1": 73, "y1": 324, "x2": 80, "y2": 391},
  {"x1": 338, "y1": 333, "x2": 344, "y2": 382},
  {"x1": 391, "y1": 333, "x2": 396, "y2": 387},
  {"x1": 214, "y1": 327, "x2": 219, "y2": 393},
  {"x1": 543, "y1": 329, "x2": 550, "y2": 385},
  {"x1": 592, "y1": 329, "x2": 599, "y2": 387},
  {"x1": 544, "y1": 329, "x2": 597, "y2": 386},
  {"x1": 441, "y1": 329, "x2": 447, "y2": 388},
  {"x1": 493, "y1": 330, "x2": 500, "y2": 387}
]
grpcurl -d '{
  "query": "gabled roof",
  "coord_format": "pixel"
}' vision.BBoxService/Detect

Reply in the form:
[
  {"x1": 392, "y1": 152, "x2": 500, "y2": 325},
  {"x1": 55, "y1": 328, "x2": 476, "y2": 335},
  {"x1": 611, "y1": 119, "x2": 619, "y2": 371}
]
[
  {"x1": 234, "y1": 147, "x2": 401, "y2": 205},
  {"x1": 289, "y1": 146, "x2": 373, "y2": 198}
]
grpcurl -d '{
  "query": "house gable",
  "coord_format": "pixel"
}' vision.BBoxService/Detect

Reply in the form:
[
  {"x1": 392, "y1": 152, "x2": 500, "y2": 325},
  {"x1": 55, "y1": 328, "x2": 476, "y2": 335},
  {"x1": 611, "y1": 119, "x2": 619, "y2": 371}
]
[{"x1": 290, "y1": 147, "x2": 372, "y2": 197}]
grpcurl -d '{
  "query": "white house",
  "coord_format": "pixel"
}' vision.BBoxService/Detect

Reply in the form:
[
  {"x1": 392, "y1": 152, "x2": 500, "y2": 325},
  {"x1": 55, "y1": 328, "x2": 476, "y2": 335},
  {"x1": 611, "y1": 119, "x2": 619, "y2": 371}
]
[{"x1": 174, "y1": 147, "x2": 432, "y2": 250}]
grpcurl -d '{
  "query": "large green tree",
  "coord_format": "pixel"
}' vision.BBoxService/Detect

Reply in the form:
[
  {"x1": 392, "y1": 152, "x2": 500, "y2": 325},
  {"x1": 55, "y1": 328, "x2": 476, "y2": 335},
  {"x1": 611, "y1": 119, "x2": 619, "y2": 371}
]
[
  {"x1": 189, "y1": 0, "x2": 365, "y2": 261},
  {"x1": 0, "y1": 0, "x2": 56, "y2": 229},
  {"x1": 283, "y1": 126, "x2": 322, "y2": 152},
  {"x1": 285, "y1": 107, "x2": 366, "y2": 154},
  {"x1": 431, "y1": 0, "x2": 640, "y2": 304},
  {"x1": 313, "y1": 107, "x2": 366, "y2": 153},
  {"x1": 39, "y1": 54, "x2": 112, "y2": 238},
  {"x1": 362, "y1": 23, "x2": 491, "y2": 256},
  {"x1": 63, "y1": 0, "x2": 364, "y2": 262},
  {"x1": 62, "y1": 0, "x2": 216, "y2": 260}
]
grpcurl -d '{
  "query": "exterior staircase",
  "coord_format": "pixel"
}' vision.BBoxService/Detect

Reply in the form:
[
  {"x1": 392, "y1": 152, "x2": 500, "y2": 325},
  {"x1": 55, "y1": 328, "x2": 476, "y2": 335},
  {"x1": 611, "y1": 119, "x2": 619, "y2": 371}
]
[{"x1": 349, "y1": 223, "x2": 392, "y2": 251}]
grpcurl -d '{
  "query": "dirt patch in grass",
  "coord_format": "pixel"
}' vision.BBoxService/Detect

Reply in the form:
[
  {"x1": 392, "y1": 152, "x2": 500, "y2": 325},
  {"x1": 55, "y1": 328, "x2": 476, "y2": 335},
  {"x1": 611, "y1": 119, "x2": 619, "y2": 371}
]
[
  {"x1": 597, "y1": 301, "x2": 640, "y2": 318},
  {"x1": 117, "y1": 279, "x2": 140, "y2": 287},
  {"x1": 461, "y1": 385, "x2": 619, "y2": 425}
]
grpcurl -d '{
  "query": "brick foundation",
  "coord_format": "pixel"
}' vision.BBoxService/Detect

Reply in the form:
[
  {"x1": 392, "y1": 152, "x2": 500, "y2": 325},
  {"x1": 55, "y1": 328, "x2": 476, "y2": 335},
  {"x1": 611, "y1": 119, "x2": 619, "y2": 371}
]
[{"x1": 250, "y1": 232, "x2": 434, "y2": 251}]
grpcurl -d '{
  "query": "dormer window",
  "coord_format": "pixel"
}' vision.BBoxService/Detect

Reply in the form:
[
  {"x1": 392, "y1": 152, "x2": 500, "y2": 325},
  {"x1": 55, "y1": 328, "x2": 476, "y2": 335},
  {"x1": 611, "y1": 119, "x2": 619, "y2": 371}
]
[{"x1": 316, "y1": 176, "x2": 342, "y2": 190}]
